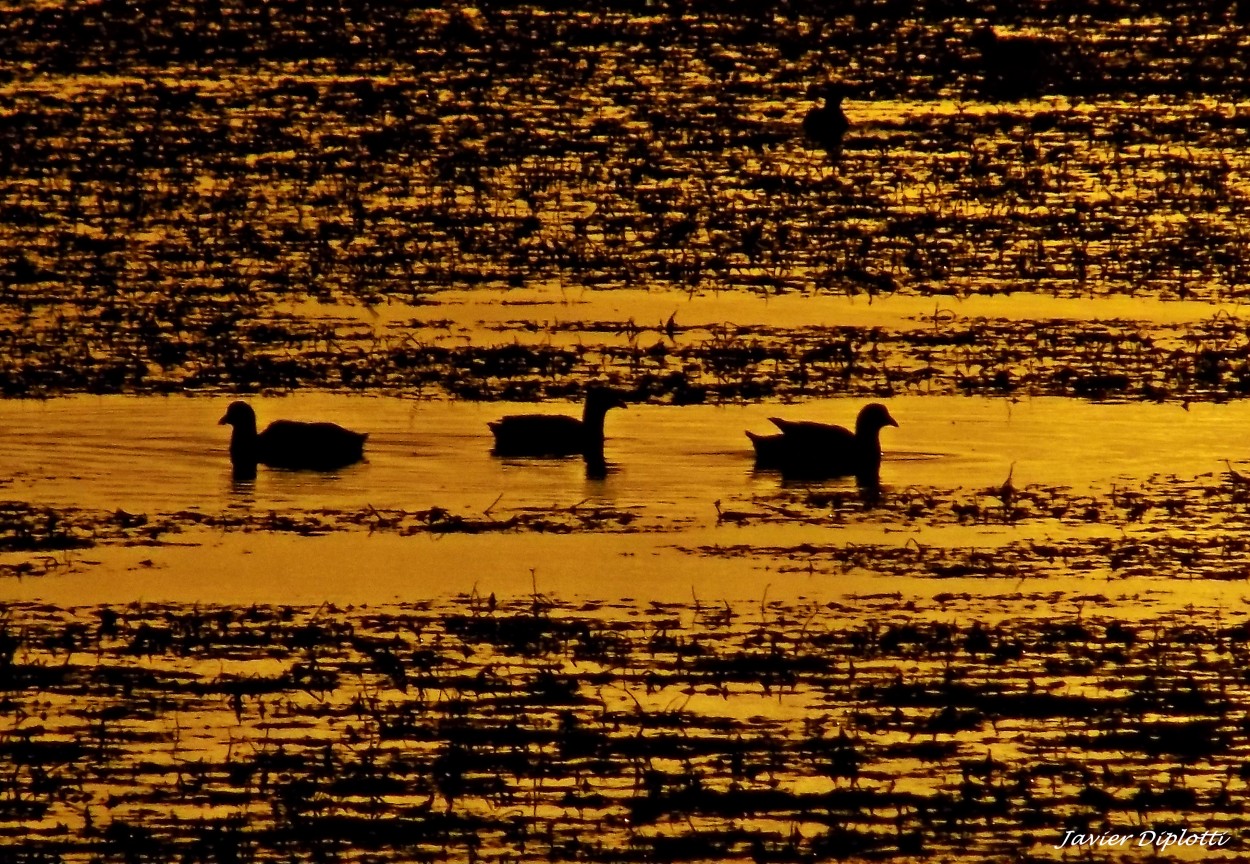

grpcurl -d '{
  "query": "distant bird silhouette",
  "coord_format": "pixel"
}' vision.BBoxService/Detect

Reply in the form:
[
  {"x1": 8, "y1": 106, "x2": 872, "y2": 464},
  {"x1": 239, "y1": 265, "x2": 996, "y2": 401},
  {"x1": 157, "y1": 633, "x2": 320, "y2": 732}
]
[
  {"x1": 747, "y1": 403, "x2": 898, "y2": 483},
  {"x1": 971, "y1": 26, "x2": 1053, "y2": 101},
  {"x1": 489, "y1": 388, "x2": 627, "y2": 464},
  {"x1": 802, "y1": 84, "x2": 849, "y2": 157},
  {"x1": 218, "y1": 401, "x2": 367, "y2": 478}
]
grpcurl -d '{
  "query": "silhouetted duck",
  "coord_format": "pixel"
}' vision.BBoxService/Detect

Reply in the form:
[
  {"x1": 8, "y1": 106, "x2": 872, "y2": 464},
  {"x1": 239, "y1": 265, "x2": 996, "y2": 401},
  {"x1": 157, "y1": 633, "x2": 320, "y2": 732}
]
[
  {"x1": 971, "y1": 26, "x2": 1052, "y2": 101},
  {"x1": 489, "y1": 388, "x2": 627, "y2": 459},
  {"x1": 219, "y1": 401, "x2": 367, "y2": 475},
  {"x1": 747, "y1": 403, "x2": 898, "y2": 482},
  {"x1": 802, "y1": 83, "x2": 849, "y2": 157}
]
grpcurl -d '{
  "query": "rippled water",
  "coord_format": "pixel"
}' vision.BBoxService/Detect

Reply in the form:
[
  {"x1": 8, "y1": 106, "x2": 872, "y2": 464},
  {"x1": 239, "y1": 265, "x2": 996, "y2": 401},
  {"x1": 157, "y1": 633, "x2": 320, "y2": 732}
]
[
  {"x1": 3, "y1": 393, "x2": 1248, "y2": 609},
  {"x1": 4, "y1": 392, "x2": 1242, "y2": 511}
]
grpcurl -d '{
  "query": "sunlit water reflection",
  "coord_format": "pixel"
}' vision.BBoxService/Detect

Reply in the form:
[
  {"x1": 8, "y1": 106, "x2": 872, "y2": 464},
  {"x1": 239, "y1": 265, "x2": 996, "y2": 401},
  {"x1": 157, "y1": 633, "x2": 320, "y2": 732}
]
[{"x1": 2, "y1": 393, "x2": 1247, "y2": 607}]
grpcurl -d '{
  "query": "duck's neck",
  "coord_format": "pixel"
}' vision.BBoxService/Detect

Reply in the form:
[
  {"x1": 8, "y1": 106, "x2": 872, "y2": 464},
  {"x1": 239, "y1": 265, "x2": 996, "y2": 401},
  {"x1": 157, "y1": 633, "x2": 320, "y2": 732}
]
[
  {"x1": 581, "y1": 405, "x2": 611, "y2": 456},
  {"x1": 229, "y1": 421, "x2": 260, "y2": 465},
  {"x1": 855, "y1": 418, "x2": 883, "y2": 443},
  {"x1": 583, "y1": 452, "x2": 608, "y2": 480},
  {"x1": 854, "y1": 423, "x2": 884, "y2": 484}
]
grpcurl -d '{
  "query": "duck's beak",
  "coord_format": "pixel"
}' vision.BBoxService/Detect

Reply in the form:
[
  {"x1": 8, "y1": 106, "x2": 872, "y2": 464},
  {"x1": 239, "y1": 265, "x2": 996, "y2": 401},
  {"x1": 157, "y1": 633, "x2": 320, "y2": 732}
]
[
  {"x1": 887, "y1": 415, "x2": 899, "y2": 427},
  {"x1": 218, "y1": 414, "x2": 230, "y2": 426}
]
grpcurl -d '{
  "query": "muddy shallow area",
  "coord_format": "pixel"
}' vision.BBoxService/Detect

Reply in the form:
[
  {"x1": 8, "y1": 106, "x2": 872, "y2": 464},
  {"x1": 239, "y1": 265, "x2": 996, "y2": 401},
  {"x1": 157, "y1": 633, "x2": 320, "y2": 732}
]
[
  {"x1": 3, "y1": 3, "x2": 1250, "y2": 407},
  {"x1": 5, "y1": 593, "x2": 1250, "y2": 863}
]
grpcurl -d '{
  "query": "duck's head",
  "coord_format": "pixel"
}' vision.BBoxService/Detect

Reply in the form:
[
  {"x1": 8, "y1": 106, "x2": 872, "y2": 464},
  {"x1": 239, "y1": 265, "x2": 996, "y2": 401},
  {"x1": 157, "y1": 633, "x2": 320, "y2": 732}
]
[
  {"x1": 218, "y1": 401, "x2": 258, "y2": 429},
  {"x1": 970, "y1": 25, "x2": 1001, "y2": 51},
  {"x1": 585, "y1": 387, "x2": 629, "y2": 415},
  {"x1": 806, "y1": 81, "x2": 846, "y2": 105},
  {"x1": 856, "y1": 403, "x2": 898, "y2": 434}
]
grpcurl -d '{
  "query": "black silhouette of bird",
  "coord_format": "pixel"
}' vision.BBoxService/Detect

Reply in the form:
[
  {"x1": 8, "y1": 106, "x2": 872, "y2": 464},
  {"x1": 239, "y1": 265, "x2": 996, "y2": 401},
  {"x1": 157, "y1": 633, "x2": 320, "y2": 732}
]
[
  {"x1": 218, "y1": 401, "x2": 367, "y2": 477},
  {"x1": 747, "y1": 403, "x2": 898, "y2": 483},
  {"x1": 489, "y1": 388, "x2": 627, "y2": 461},
  {"x1": 971, "y1": 26, "x2": 1054, "y2": 101},
  {"x1": 802, "y1": 83, "x2": 849, "y2": 157}
]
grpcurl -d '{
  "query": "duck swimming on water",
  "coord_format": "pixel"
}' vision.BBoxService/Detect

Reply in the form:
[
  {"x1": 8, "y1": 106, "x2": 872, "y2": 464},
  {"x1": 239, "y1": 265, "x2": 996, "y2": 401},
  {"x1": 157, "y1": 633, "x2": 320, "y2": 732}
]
[
  {"x1": 219, "y1": 401, "x2": 368, "y2": 477},
  {"x1": 747, "y1": 403, "x2": 897, "y2": 483},
  {"x1": 489, "y1": 388, "x2": 627, "y2": 461}
]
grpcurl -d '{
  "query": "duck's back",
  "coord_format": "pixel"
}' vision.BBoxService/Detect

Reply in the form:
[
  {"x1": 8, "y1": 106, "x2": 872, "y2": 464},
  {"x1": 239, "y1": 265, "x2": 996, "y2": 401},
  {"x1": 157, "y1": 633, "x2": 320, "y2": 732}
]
[
  {"x1": 257, "y1": 420, "x2": 368, "y2": 469},
  {"x1": 769, "y1": 419, "x2": 871, "y2": 479},
  {"x1": 489, "y1": 414, "x2": 585, "y2": 456},
  {"x1": 769, "y1": 418, "x2": 854, "y2": 444}
]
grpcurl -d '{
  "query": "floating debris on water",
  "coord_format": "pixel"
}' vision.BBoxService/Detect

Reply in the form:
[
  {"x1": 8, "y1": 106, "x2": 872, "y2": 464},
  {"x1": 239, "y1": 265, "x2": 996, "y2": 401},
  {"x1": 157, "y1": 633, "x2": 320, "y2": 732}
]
[
  {"x1": 0, "y1": 594, "x2": 1247, "y2": 861},
  {"x1": 2, "y1": 6, "x2": 1250, "y2": 402}
]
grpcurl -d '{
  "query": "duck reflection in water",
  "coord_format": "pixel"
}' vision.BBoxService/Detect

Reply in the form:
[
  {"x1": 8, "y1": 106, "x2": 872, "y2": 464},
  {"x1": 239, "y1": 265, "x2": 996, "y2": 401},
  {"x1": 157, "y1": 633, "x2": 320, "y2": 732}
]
[
  {"x1": 218, "y1": 401, "x2": 369, "y2": 481},
  {"x1": 747, "y1": 403, "x2": 898, "y2": 491},
  {"x1": 488, "y1": 388, "x2": 628, "y2": 480}
]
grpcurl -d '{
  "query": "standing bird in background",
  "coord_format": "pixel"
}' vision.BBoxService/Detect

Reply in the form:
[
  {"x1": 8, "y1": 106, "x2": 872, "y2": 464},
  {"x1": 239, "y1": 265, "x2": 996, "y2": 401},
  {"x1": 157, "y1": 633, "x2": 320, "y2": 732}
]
[
  {"x1": 971, "y1": 26, "x2": 1054, "y2": 101},
  {"x1": 802, "y1": 83, "x2": 849, "y2": 160}
]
